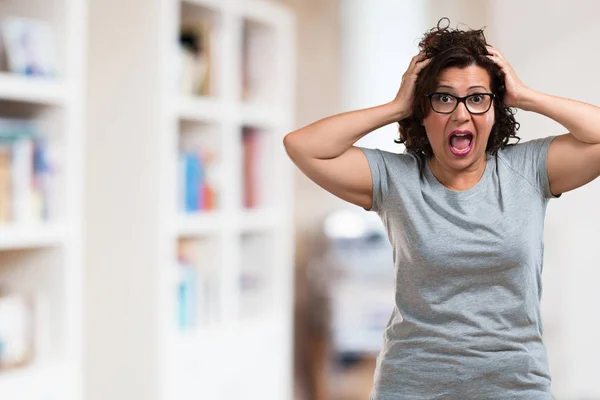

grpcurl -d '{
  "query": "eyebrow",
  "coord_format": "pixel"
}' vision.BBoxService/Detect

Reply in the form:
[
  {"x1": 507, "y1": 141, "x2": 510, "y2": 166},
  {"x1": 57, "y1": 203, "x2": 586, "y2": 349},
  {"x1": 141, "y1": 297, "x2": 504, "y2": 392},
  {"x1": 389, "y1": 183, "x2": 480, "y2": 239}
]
[{"x1": 436, "y1": 85, "x2": 489, "y2": 91}]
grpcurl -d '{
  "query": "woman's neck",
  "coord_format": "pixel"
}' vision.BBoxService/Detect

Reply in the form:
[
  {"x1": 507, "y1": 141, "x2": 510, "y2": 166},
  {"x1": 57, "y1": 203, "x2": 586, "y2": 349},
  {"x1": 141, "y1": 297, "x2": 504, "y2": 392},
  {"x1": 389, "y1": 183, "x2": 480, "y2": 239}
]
[{"x1": 427, "y1": 154, "x2": 487, "y2": 191}]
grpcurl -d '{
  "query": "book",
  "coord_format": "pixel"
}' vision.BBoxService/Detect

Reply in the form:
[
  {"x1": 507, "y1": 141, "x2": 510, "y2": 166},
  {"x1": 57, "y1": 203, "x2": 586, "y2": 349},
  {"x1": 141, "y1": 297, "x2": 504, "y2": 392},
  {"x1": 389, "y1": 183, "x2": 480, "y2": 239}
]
[
  {"x1": 0, "y1": 143, "x2": 10, "y2": 222},
  {"x1": 179, "y1": 19, "x2": 212, "y2": 96},
  {"x1": 242, "y1": 127, "x2": 270, "y2": 209},
  {"x1": 178, "y1": 147, "x2": 218, "y2": 213},
  {"x1": 242, "y1": 128, "x2": 256, "y2": 208},
  {"x1": 0, "y1": 118, "x2": 52, "y2": 224}
]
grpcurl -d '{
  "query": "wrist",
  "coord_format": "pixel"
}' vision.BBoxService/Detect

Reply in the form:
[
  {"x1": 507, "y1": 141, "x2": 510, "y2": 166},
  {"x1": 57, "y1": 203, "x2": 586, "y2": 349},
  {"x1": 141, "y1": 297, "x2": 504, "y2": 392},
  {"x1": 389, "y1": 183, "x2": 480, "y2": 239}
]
[
  {"x1": 384, "y1": 101, "x2": 410, "y2": 122},
  {"x1": 516, "y1": 87, "x2": 539, "y2": 111}
]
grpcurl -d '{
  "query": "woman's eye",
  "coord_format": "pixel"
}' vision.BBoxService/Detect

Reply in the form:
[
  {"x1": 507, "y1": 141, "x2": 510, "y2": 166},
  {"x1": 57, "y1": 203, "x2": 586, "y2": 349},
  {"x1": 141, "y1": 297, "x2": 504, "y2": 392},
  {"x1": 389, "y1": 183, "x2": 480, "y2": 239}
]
[
  {"x1": 440, "y1": 95, "x2": 451, "y2": 103},
  {"x1": 470, "y1": 95, "x2": 483, "y2": 103}
]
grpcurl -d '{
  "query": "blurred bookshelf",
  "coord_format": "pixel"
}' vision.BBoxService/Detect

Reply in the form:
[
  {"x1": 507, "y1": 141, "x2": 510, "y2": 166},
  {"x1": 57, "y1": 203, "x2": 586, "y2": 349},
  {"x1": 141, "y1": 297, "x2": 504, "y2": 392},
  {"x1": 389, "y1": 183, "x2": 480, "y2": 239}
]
[
  {"x1": 85, "y1": 0, "x2": 295, "y2": 397},
  {"x1": 0, "y1": 73, "x2": 66, "y2": 105},
  {"x1": 160, "y1": 0, "x2": 296, "y2": 399},
  {"x1": 0, "y1": 0, "x2": 86, "y2": 400},
  {"x1": 0, "y1": 223, "x2": 67, "y2": 250}
]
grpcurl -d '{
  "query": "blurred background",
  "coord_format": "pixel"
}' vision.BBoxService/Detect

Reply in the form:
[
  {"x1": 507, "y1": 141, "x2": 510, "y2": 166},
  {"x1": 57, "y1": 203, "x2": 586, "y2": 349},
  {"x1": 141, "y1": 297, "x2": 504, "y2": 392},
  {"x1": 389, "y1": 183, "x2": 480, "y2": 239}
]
[{"x1": 0, "y1": 0, "x2": 598, "y2": 399}]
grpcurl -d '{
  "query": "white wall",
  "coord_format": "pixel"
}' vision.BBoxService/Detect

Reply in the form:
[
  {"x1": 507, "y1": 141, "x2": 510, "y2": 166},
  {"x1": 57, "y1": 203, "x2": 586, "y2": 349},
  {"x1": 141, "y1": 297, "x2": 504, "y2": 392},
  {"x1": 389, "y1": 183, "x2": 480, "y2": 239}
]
[{"x1": 341, "y1": 0, "x2": 429, "y2": 152}]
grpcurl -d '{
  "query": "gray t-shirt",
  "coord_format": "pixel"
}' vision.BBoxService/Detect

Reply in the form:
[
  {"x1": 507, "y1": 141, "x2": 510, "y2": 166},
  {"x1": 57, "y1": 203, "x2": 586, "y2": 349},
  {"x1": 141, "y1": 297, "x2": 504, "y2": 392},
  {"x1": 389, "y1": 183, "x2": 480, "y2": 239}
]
[{"x1": 360, "y1": 135, "x2": 560, "y2": 400}]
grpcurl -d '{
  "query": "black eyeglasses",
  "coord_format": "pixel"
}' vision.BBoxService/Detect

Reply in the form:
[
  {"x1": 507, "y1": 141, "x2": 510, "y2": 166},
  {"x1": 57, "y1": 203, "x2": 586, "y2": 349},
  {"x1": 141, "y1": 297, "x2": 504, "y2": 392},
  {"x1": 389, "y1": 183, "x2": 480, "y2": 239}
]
[{"x1": 426, "y1": 92, "x2": 495, "y2": 114}]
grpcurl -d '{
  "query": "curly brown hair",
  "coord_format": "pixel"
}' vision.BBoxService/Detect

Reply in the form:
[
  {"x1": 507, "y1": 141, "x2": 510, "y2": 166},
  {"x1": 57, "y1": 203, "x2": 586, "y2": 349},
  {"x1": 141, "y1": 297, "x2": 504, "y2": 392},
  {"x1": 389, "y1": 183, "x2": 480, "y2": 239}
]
[{"x1": 395, "y1": 17, "x2": 521, "y2": 157}]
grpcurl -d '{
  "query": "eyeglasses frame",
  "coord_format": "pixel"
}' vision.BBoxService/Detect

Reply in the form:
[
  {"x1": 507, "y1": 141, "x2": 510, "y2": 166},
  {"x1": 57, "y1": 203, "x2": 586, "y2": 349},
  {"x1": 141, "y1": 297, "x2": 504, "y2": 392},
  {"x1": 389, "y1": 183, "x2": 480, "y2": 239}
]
[{"x1": 426, "y1": 92, "x2": 496, "y2": 114}]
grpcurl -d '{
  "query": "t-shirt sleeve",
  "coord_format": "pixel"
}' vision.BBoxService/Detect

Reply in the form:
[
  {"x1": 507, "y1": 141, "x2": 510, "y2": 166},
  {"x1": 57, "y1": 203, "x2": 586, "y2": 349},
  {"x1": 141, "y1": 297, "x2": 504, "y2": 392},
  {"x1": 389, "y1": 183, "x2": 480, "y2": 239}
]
[
  {"x1": 500, "y1": 135, "x2": 561, "y2": 200},
  {"x1": 358, "y1": 147, "x2": 391, "y2": 212}
]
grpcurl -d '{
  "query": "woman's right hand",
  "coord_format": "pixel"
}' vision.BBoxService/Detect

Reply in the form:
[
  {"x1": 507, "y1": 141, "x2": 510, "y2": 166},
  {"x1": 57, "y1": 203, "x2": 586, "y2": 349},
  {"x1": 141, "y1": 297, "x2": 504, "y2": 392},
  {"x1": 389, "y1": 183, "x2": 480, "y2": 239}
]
[{"x1": 392, "y1": 51, "x2": 432, "y2": 119}]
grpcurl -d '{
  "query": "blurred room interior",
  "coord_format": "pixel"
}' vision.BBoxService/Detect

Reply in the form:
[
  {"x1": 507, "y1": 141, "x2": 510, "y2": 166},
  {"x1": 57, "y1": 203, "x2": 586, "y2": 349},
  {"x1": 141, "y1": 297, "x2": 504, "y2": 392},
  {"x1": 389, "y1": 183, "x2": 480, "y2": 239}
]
[{"x1": 0, "y1": 0, "x2": 598, "y2": 399}]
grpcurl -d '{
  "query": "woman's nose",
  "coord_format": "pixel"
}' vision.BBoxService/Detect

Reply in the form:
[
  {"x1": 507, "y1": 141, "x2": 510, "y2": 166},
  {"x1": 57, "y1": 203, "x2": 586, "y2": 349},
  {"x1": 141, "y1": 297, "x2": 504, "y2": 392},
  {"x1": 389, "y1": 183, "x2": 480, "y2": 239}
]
[{"x1": 452, "y1": 101, "x2": 471, "y2": 121}]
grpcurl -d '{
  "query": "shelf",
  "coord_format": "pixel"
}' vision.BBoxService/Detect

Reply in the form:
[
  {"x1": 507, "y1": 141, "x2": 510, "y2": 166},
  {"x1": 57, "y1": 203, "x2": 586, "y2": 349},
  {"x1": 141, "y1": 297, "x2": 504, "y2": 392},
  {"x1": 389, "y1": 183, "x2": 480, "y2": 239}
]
[
  {"x1": 175, "y1": 210, "x2": 283, "y2": 236},
  {"x1": 236, "y1": 311, "x2": 284, "y2": 335},
  {"x1": 234, "y1": 0, "x2": 291, "y2": 25},
  {"x1": 0, "y1": 361, "x2": 71, "y2": 400},
  {"x1": 0, "y1": 223, "x2": 67, "y2": 250},
  {"x1": 0, "y1": 73, "x2": 66, "y2": 106},
  {"x1": 178, "y1": 98, "x2": 287, "y2": 127},
  {"x1": 171, "y1": 313, "x2": 282, "y2": 351},
  {"x1": 178, "y1": 96, "x2": 224, "y2": 122},
  {"x1": 238, "y1": 209, "x2": 280, "y2": 232},
  {"x1": 172, "y1": 323, "x2": 226, "y2": 350},
  {"x1": 176, "y1": 211, "x2": 223, "y2": 236},
  {"x1": 181, "y1": 0, "x2": 223, "y2": 12},
  {"x1": 241, "y1": 102, "x2": 285, "y2": 129},
  {"x1": 184, "y1": 0, "x2": 289, "y2": 20}
]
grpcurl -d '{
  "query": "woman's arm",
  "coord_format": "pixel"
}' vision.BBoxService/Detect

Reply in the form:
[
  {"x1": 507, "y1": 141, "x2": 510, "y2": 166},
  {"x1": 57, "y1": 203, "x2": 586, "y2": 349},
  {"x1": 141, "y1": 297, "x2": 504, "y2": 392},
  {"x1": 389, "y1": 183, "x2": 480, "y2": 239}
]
[
  {"x1": 283, "y1": 103, "x2": 405, "y2": 209},
  {"x1": 518, "y1": 90, "x2": 600, "y2": 145},
  {"x1": 486, "y1": 45, "x2": 600, "y2": 195},
  {"x1": 284, "y1": 102, "x2": 404, "y2": 160},
  {"x1": 283, "y1": 52, "x2": 431, "y2": 209},
  {"x1": 518, "y1": 89, "x2": 600, "y2": 195}
]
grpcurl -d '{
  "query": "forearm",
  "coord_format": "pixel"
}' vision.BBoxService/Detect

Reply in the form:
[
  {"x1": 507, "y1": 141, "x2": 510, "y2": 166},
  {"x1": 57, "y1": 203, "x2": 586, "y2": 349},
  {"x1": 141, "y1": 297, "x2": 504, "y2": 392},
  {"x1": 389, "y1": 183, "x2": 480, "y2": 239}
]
[
  {"x1": 283, "y1": 101, "x2": 405, "y2": 160},
  {"x1": 518, "y1": 88, "x2": 600, "y2": 144}
]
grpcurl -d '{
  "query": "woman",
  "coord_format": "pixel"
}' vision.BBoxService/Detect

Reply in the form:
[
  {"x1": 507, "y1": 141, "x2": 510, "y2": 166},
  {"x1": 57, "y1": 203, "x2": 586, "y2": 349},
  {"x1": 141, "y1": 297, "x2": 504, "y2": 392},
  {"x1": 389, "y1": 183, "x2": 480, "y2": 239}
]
[{"x1": 283, "y1": 18, "x2": 600, "y2": 399}]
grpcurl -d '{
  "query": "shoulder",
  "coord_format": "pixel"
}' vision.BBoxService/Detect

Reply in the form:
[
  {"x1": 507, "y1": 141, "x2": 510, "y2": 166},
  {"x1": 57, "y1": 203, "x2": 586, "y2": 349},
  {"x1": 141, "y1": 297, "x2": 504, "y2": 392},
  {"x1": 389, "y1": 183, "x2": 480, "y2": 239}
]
[
  {"x1": 496, "y1": 136, "x2": 559, "y2": 199},
  {"x1": 359, "y1": 146, "x2": 422, "y2": 173},
  {"x1": 497, "y1": 136, "x2": 557, "y2": 160},
  {"x1": 357, "y1": 146, "x2": 423, "y2": 212}
]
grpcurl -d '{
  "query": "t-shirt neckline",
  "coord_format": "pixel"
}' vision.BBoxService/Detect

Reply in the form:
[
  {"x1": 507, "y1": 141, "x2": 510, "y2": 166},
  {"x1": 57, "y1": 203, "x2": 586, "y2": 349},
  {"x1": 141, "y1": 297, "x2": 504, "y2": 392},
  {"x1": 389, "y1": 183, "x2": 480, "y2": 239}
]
[{"x1": 424, "y1": 153, "x2": 493, "y2": 198}]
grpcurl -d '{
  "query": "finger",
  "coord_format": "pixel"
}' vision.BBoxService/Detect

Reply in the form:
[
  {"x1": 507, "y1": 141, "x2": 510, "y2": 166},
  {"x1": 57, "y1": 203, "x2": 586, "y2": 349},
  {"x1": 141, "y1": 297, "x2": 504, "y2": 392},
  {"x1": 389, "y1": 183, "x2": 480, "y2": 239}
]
[
  {"x1": 486, "y1": 54, "x2": 500, "y2": 65},
  {"x1": 411, "y1": 52, "x2": 426, "y2": 66},
  {"x1": 410, "y1": 58, "x2": 431, "y2": 76},
  {"x1": 410, "y1": 58, "x2": 431, "y2": 78},
  {"x1": 407, "y1": 56, "x2": 427, "y2": 74},
  {"x1": 486, "y1": 46, "x2": 504, "y2": 60},
  {"x1": 416, "y1": 57, "x2": 432, "y2": 66},
  {"x1": 486, "y1": 55, "x2": 506, "y2": 74}
]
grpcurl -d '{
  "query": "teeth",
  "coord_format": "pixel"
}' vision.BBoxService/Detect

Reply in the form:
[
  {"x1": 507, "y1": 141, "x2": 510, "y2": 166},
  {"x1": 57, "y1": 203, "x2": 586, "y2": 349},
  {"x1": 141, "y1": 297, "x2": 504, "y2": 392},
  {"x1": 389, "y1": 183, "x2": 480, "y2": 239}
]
[{"x1": 452, "y1": 146, "x2": 470, "y2": 153}]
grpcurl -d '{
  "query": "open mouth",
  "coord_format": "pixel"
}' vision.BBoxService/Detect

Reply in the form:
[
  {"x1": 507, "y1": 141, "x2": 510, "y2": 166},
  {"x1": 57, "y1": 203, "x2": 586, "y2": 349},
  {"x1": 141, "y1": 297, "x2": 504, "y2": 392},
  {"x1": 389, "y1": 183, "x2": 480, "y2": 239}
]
[{"x1": 448, "y1": 132, "x2": 474, "y2": 156}]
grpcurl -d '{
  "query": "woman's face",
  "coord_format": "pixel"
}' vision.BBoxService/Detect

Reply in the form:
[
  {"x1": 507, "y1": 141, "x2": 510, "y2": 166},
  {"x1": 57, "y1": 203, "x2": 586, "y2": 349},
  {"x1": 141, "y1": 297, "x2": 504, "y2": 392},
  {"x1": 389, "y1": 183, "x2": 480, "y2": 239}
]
[{"x1": 422, "y1": 64, "x2": 495, "y2": 171}]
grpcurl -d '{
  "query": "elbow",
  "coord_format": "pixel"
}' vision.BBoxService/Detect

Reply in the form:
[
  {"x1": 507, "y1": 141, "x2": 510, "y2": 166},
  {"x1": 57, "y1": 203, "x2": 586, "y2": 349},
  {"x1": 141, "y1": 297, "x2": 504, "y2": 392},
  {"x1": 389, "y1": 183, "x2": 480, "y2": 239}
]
[
  {"x1": 284, "y1": 130, "x2": 316, "y2": 162},
  {"x1": 283, "y1": 132, "x2": 299, "y2": 159}
]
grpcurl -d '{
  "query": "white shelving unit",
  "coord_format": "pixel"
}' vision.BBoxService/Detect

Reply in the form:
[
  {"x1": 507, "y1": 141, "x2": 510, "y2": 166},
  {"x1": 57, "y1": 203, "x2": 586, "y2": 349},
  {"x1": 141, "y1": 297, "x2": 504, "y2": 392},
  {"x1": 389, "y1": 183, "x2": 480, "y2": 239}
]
[
  {"x1": 85, "y1": 0, "x2": 295, "y2": 399},
  {"x1": 0, "y1": 0, "x2": 86, "y2": 399},
  {"x1": 159, "y1": 1, "x2": 296, "y2": 399},
  {"x1": 0, "y1": 73, "x2": 67, "y2": 105},
  {"x1": 0, "y1": 223, "x2": 67, "y2": 250}
]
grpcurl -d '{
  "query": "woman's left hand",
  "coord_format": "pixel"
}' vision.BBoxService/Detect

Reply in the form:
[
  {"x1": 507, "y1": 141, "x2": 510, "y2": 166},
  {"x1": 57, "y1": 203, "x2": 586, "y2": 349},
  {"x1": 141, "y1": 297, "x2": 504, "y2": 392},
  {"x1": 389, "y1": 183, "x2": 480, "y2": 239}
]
[{"x1": 485, "y1": 45, "x2": 530, "y2": 108}]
